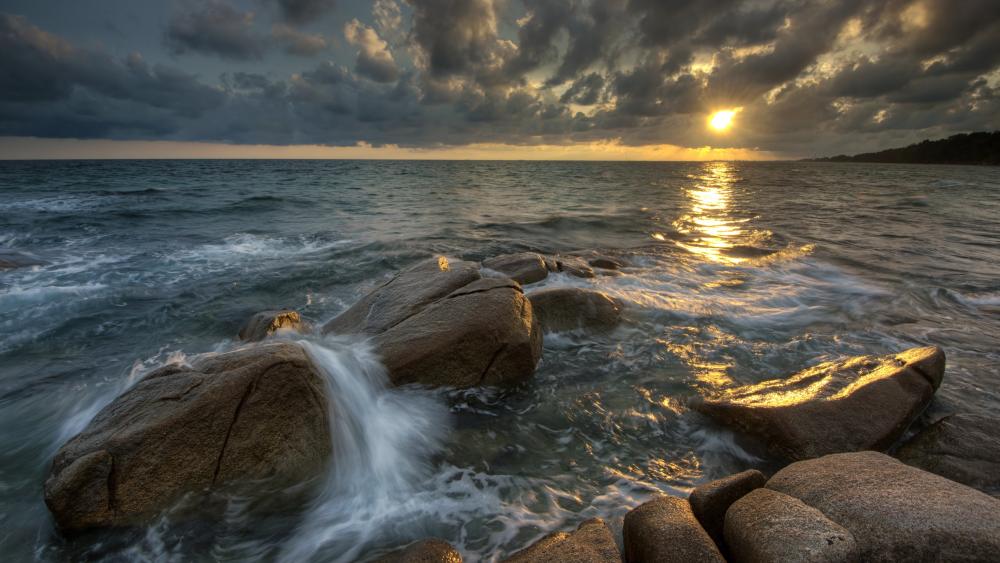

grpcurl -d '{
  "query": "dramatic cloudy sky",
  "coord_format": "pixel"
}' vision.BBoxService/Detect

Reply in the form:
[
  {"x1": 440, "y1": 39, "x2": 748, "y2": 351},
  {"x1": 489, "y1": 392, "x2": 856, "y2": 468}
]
[{"x1": 1, "y1": 0, "x2": 999, "y2": 158}]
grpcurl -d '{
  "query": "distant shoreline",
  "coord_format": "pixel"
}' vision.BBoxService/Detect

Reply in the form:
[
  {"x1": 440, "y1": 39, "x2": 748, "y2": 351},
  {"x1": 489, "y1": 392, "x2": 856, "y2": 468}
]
[{"x1": 805, "y1": 131, "x2": 1000, "y2": 165}]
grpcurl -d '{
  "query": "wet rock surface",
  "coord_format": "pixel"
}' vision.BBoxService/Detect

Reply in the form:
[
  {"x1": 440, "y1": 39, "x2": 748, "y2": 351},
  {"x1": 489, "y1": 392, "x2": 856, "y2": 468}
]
[
  {"x1": 483, "y1": 252, "x2": 549, "y2": 285},
  {"x1": 504, "y1": 518, "x2": 621, "y2": 563},
  {"x1": 44, "y1": 343, "x2": 332, "y2": 532},
  {"x1": 725, "y1": 488, "x2": 858, "y2": 563},
  {"x1": 895, "y1": 413, "x2": 1000, "y2": 495},
  {"x1": 528, "y1": 288, "x2": 623, "y2": 333},
  {"x1": 622, "y1": 496, "x2": 725, "y2": 563},
  {"x1": 374, "y1": 538, "x2": 463, "y2": 563},
  {"x1": 689, "y1": 469, "x2": 766, "y2": 548},
  {"x1": 238, "y1": 309, "x2": 306, "y2": 341},
  {"x1": 766, "y1": 451, "x2": 1000, "y2": 562},
  {"x1": 692, "y1": 346, "x2": 945, "y2": 461},
  {"x1": 0, "y1": 249, "x2": 46, "y2": 269}
]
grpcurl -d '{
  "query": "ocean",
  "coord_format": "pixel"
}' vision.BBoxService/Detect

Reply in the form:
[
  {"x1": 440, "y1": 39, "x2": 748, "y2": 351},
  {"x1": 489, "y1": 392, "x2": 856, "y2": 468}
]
[{"x1": 1, "y1": 160, "x2": 998, "y2": 561}]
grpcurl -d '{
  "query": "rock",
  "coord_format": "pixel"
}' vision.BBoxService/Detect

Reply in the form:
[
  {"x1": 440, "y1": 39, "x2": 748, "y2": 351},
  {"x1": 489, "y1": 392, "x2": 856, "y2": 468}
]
[
  {"x1": 238, "y1": 310, "x2": 306, "y2": 341},
  {"x1": 528, "y1": 288, "x2": 623, "y2": 333},
  {"x1": 505, "y1": 518, "x2": 620, "y2": 563},
  {"x1": 373, "y1": 276, "x2": 542, "y2": 388},
  {"x1": 0, "y1": 249, "x2": 46, "y2": 269},
  {"x1": 725, "y1": 488, "x2": 858, "y2": 563},
  {"x1": 895, "y1": 413, "x2": 1000, "y2": 495},
  {"x1": 569, "y1": 250, "x2": 626, "y2": 270},
  {"x1": 691, "y1": 346, "x2": 945, "y2": 461},
  {"x1": 375, "y1": 539, "x2": 463, "y2": 563},
  {"x1": 44, "y1": 343, "x2": 331, "y2": 531},
  {"x1": 554, "y1": 256, "x2": 595, "y2": 278},
  {"x1": 689, "y1": 469, "x2": 766, "y2": 547},
  {"x1": 622, "y1": 496, "x2": 725, "y2": 563},
  {"x1": 483, "y1": 253, "x2": 549, "y2": 285},
  {"x1": 766, "y1": 451, "x2": 1000, "y2": 562},
  {"x1": 323, "y1": 256, "x2": 481, "y2": 335}
]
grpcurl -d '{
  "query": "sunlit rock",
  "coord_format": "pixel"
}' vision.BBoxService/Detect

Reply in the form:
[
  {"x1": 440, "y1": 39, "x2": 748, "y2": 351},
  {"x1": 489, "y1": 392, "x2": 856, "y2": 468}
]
[
  {"x1": 0, "y1": 249, "x2": 46, "y2": 269},
  {"x1": 44, "y1": 343, "x2": 331, "y2": 532},
  {"x1": 504, "y1": 518, "x2": 621, "y2": 563},
  {"x1": 238, "y1": 309, "x2": 307, "y2": 341},
  {"x1": 324, "y1": 257, "x2": 542, "y2": 388},
  {"x1": 483, "y1": 252, "x2": 549, "y2": 284},
  {"x1": 689, "y1": 469, "x2": 766, "y2": 548},
  {"x1": 322, "y1": 256, "x2": 481, "y2": 335},
  {"x1": 623, "y1": 496, "x2": 726, "y2": 563},
  {"x1": 766, "y1": 451, "x2": 1000, "y2": 561},
  {"x1": 725, "y1": 488, "x2": 858, "y2": 563},
  {"x1": 691, "y1": 346, "x2": 945, "y2": 461},
  {"x1": 528, "y1": 288, "x2": 623, "y2": 333},
  {"x1": 374, "y1": 538, "x2": 463, "y2": 562},
  {"x1": 553, "y1": 255, "x2": 595, "y2": 278},
  {"x1": 896, "y1": 413, "x2": 1000, "y2": 495}
]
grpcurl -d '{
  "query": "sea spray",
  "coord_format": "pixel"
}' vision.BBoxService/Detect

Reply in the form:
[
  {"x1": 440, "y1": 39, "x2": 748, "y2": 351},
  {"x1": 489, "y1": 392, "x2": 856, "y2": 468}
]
[{"x1": 282, "y1": 337, "x2": 451, "y2": 562}]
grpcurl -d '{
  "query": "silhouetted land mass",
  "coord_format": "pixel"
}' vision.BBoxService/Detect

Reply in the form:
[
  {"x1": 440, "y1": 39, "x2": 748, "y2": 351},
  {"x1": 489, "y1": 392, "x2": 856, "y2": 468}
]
[{"x1": 809, "y1": 131, "x2": 1000, "y2": 165}]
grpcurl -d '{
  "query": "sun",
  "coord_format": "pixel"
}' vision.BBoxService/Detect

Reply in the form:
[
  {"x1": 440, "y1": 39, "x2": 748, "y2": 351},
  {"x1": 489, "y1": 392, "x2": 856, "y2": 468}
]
[{"x1": 709, "y1": 109, "x2": 737, "y2": 132}]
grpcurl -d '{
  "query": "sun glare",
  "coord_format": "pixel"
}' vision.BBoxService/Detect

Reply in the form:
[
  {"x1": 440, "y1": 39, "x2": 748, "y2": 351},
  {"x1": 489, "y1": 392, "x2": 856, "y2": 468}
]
[{"x1": 709, "y1": 110, "x2": 737, "y2": 132}]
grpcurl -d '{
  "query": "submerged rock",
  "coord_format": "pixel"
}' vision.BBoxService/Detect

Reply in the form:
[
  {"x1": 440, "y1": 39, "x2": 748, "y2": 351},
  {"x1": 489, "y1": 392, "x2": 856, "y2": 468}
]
[
  {"x1": 375, "y1": 538, "x2": 463, "y2": 563},
  {"x1": 622, "y1": 496, "x2": 725, "y2": 563},
  {"x1": 692, "y1": 346, "x2": 945, "y2": 461},
  {"x1": 44, "y1": 343, "x2": 331, "y2": 532},
  {"x1": 895, "y1": 413, "x2": 1000, "y2": 495},
  {"x1": 505, "y1": 518, "x2": 620, "y2": 563},
  {"x1": 238, "y1": 310, "x2": 306, "y2": 341},
  {"x1": 324, "y1": 257, "x2": 542, "y2": 388},
  {"x1": 766, "y1": 451, "x2": 1000, "y2": 562},
  {"x1": 689, "y1": 469, "x2": 766, "y2": 548},
  {"x1": 725, "y1": 488, "x2": 858, "y2": 563},
  {"x1": 483, "y1": 252, "x2": 549, "y2": 285},
  {"x1": 322, "y1": 257, "x2": 481, "y2": 336},
  {"x1": 528, "y1": 288, "x2": 623, "y2": 332},
  {"x1": 0, "y1": 249, "x2": 46, "y2": 269}
]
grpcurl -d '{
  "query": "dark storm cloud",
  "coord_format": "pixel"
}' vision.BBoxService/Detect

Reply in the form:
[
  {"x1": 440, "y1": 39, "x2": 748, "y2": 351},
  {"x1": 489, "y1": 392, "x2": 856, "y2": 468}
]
[
  {"x1": 165, "y1": 1, "x2": 264, "y2": 60},
  {"x1": 3, "y1": 0, "x2": 1000, "y2": 155}
]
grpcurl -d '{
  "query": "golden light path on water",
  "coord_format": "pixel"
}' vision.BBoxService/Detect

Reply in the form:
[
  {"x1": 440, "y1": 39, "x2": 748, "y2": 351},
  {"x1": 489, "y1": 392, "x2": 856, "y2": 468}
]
[{"x1": 673, "y1": 161, "x2": 749, "y2": 264}]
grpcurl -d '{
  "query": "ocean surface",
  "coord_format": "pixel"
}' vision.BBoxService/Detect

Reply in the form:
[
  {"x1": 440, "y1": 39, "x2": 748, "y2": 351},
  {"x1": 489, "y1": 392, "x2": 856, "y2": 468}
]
[{"x1": 1, "y1": 160, "x2": 998, "y2": 561}]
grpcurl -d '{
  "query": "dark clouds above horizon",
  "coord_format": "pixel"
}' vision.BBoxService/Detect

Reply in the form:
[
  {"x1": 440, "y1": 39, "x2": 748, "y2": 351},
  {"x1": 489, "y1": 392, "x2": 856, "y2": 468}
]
[{"x1": 1, "y1": 0, "x2": 998, "y2": 156}]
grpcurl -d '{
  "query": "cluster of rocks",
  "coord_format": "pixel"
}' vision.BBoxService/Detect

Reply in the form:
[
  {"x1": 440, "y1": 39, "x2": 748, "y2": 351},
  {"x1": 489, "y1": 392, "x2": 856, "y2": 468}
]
[
  {"x1": 42, "y1": 251, "x2": 1000, "y2": 563},
  {"x1": 44, "y1": 253, "x2": 625, "y2": 531}
]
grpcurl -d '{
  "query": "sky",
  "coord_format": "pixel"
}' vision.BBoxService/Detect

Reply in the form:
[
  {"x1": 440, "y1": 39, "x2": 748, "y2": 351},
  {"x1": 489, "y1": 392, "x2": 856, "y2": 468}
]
[{"x1": 0, "y1": 0, "x2": 998, "y2": 159}]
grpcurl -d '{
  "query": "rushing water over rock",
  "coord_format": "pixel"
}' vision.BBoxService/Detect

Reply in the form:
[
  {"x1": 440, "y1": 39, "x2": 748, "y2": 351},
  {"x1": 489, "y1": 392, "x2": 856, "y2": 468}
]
[{"x1": 2, "y1": 160, "x2": 999, "y2": 560}]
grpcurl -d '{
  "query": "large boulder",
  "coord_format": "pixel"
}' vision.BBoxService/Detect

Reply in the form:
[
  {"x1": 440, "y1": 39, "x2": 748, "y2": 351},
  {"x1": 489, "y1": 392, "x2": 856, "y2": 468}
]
[
  {"x1": 375, "y1": 539, "x2": 463, "y2": 563},
  {"x1": 529, "y1": 288, "x2": 623, "y2": 333},
  {"x1": 504, "y1": 518, "x2": 620, "y2": 563},
  {"x1": 322, "y1": 257, "x2": 481, "y2": 336},
  {"x1": 766, "y1": 451, "x2": 1000, "y2": 562},
  {"x1": 44, "y1": 343, "x2": 331, "y2": 532},
  {"x1": 725, "y1": 488, "x2": 858, "y2": 563},
  {"x1": 374, "y1": 277, "x2": 542, "y2": 387},
  {"x1": 483, "y1": 253, "x2": 549, "y2": 285},
  {"x1": 622, "y1": 496, "x2": 725, "y2": 563},
  {"x1": 689, "y1": 469, "x2": 766, "y2": 548},
  {"x1": 895, "y1": 413, "x2": 1000, "y2": 495},
  {"x1": 691, "y1": 346, "x2": 945, "y2": 461},
  {"x1": 238, "y1": 310, "x2": 307, "y2": 342}
]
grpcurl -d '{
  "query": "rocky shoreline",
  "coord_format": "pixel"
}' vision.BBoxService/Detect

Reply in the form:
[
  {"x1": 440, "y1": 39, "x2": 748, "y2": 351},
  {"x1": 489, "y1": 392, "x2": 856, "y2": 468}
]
[{"x1": 43, "y1": 252, "x2": 1000, "y2": 560}]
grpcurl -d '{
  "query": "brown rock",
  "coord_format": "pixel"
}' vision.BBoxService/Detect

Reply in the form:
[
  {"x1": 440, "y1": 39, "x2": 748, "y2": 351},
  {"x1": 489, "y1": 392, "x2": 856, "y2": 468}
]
[
  {"x1": 505, "y1": 518, "x2": 620, "y2": 563},
  {"x1": 483, "y1": 253, "x2": 549, "y2": 285},
  {"x1": 528, "y1": 288, "x2": 623, "y2": 333},
  {"x1": 691, "y1": 346, "x2": 945, "y2": 461},
  {"x1": 766, "y1": 451, "x2": 1000, "y2": 562},
  {"x1": 895, "y1": 413, "x2": 1000, "y2": 495},
  {"x1": 374, "y1": 277, "x2": 542, "y2": 387},
  {"x1": 689, "y1": 469, "x2": 766, "y2": 547},
  {"x1": 0, "y1": 249, "x2": 46, "y2": 269},
  {"x1": 238, "y1": 310, "x2": 306, "y2": 341},
  {"x1": 725, "y1": 488, "x2": 858, "y2": 563},
  {"x1": 622, "y1": 496, "x2": 725, "y2": 563},
  {"x1": 44, "y1": 343, "x2": 331, "y2": 531},
  {"x1": 323, "y1": 256, "x2": 481, "y2": 335},
  {"x1": 375, "y1": 538, "x2": 463, "y2": 563},
  {"x1": 554, "y1": 256, "x2": 595, "y2": 278}
]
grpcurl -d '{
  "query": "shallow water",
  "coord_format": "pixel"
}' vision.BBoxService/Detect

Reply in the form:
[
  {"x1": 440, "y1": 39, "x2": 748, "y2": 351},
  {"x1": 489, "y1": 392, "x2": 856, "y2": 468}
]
[{"x1": 1, "y1": 160, "x2": 998, "y2": 561}]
